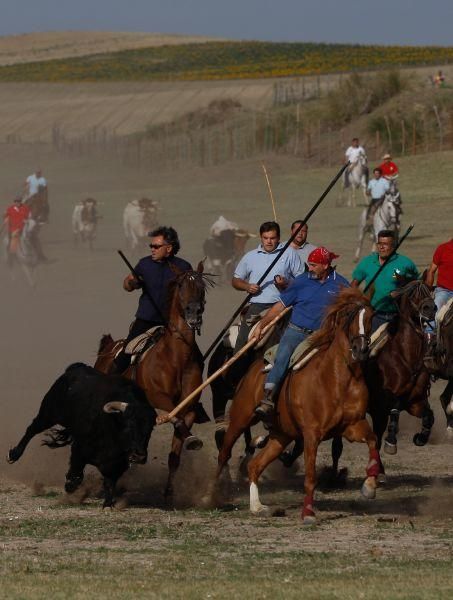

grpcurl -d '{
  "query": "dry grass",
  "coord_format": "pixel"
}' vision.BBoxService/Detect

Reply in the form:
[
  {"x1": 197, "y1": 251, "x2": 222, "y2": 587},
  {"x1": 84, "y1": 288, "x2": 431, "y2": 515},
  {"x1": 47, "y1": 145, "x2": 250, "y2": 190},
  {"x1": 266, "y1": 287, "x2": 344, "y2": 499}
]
[{"x1": 0, "y1": 31, "x2": 225, "y2": 65}]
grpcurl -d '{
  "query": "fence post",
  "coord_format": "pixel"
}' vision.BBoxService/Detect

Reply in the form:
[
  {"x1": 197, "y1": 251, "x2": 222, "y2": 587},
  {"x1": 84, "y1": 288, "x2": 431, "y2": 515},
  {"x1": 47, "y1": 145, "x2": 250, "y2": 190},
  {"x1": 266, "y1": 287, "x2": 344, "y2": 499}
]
[
  {"x1": 412, "y1": 121, "x2": 417, "y2": 155},
  {"x1": 433, "y1": 104, "x2": 443, "y2": 150},
  {"x1": 375, "y1": 130, "x2": 380, "y2": 160},
  {"x1": 384, "y1": 115, "x2": 392, "y2": 150},
  {"x1": 401, "y1": 120, "x2": 406, "y2": 155}
]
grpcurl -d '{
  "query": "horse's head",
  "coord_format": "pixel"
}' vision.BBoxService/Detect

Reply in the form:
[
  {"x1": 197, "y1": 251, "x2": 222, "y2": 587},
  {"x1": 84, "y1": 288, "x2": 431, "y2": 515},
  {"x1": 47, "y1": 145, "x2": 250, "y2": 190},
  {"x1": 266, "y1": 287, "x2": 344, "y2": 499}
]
[
  {"x1": 391, "y1": 280, "x2": 436, "y2": 325},
  {"x1": 311, "y1": 288, "x2": 374, "y2": 363},
  {"x1": 169, "y1": 261, "x2": 215, "y2": 333}
]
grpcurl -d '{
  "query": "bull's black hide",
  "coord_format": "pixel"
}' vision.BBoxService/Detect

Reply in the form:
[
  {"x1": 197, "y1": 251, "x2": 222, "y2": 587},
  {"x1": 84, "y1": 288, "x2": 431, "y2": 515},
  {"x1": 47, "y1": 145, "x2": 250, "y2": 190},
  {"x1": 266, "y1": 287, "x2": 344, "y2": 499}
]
[{"x1": 8, "y1": 363, "x2": 156, "y2": 507}]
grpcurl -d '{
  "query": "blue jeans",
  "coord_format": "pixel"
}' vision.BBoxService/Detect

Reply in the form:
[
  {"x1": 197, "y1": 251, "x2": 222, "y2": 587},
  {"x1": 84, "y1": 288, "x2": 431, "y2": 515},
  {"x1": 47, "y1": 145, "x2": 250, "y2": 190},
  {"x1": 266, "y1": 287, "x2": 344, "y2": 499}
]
[
  {"x1": 265, "y1": 325, "x2": 307, "y2": 389},
  {"x1": 426, "y1": 287, "x2": 453, "y2": 332}
]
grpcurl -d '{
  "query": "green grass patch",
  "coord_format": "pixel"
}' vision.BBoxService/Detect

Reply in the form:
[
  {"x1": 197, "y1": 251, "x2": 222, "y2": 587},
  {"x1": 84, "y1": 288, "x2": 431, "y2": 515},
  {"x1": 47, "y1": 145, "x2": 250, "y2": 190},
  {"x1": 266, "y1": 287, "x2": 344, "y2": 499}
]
[{"x1": 1, "y1": 41, "x2": 453, "y2": 82}]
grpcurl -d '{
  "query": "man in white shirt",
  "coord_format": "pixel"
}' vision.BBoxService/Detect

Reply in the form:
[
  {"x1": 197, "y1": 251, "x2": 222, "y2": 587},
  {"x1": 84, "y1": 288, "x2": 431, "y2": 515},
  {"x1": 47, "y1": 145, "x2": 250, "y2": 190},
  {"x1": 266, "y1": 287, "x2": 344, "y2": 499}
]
[
  {"x1": 289, "y1": 220, "x2": 317, "y2": 269},
  {"x1": 344, "y1": 138, "x2": 367, "y2": 187},
  {"x1": 25, "y1": 168, "x2": 47, "y2": 199},
  {"x1": 345, "y1": 138, "x2": 366, "y2": 164}
]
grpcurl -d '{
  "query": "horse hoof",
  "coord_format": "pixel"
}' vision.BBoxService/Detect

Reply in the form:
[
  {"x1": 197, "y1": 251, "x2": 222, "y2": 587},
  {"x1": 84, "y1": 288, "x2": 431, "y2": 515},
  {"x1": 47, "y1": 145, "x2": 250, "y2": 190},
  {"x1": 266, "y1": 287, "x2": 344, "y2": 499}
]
[
  {"x1": 377, "y1": 472, "x2": 387, "y2": 484},
  {"x1": 251, "y1": 504, "x2": 270, "y2": 517},
  {"x1": 251, "y1": 434, "x2": 268, "y2": 449},
  {"x1": 184, "y1": 436, "x2": 203, "y2": 451},
  {"x1": 413, "y1": 433, "x2": 429, "y2": 447},
  {"x1": 361, "y1": 478, "x2": 377, "y2": 499},
  {"x1": 446, "y1": 426, "x2": 453, "y2": 440},
  {"x1": 384, "y1": 441, "x2": 397, "y2": 455},
  {"x1": 302, "y1": 514, "x2": 316, "y2": 526},
  {"x1": 278, "y1": 451, "x2": 295, "y2": 468},
  {"x1": 7, "y1": 448, "x2": 19, "y2": 464}
]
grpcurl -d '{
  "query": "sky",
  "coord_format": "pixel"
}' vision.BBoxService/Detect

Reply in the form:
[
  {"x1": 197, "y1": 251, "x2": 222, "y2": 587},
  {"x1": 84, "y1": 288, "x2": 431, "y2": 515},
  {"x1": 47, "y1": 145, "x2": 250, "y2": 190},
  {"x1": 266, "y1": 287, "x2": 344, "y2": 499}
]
[{"x1": 1, "y1": 0, "x2": 453, "y2": 46}]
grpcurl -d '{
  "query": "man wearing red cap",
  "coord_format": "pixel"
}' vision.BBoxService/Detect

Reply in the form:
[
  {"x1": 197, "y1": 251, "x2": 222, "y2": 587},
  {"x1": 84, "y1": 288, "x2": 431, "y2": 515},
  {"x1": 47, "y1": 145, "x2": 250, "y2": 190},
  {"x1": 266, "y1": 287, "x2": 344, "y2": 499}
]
[{"x1": 253, "y1": 246, "x2": 349, "y2": 423}]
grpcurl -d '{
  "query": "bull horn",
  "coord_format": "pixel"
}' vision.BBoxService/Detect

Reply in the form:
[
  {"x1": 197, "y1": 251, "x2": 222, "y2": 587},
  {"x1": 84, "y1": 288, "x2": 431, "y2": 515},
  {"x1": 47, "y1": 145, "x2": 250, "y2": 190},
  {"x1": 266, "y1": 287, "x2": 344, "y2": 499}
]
[{"x1": 103, "y1": 401, "x2": 129, "y2": 413}]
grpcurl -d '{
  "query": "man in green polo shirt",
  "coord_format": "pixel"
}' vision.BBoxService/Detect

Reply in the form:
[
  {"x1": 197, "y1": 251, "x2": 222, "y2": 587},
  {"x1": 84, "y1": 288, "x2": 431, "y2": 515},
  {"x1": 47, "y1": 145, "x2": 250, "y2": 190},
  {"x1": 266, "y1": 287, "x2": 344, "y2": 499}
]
[{"x1": 352, "y1": 229, "x2": 419, "y2": 331}]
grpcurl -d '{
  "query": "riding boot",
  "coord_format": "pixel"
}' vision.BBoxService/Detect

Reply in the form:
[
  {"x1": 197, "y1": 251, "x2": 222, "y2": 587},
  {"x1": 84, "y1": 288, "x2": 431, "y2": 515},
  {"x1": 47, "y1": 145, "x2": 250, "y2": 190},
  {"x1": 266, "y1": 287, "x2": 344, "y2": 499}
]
[
  {"x1": 111, "y1": 351, "x2": 131, "y2": 374},
  {"x1": 423, "y1": 332, "x2": 440, "y2": 373},
  {"x1": 254, "y1": 388, "x2": 275, "y2": 426}
]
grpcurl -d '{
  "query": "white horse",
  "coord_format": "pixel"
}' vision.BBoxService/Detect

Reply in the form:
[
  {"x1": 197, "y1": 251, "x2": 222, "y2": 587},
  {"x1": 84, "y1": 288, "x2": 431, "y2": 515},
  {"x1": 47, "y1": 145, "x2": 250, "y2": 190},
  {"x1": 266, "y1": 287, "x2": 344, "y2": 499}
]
[
  {"x1": 354, "y1": 182, "x2": 402, "y2": 262},
  {"x1": 123, "y1": 198, "x2": 159, "y2": 253},
  {"x1": 338, "y1": 156, "x2": 368, "y2": 208}
]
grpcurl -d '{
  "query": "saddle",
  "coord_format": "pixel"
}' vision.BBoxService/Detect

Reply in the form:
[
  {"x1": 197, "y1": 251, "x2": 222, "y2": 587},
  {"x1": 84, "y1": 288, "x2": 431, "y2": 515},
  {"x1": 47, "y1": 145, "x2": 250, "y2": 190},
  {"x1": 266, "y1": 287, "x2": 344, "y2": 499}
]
[
  {"x1": 124, "y1": 326, "x2": 165, "y2": 364},
  {"x1": 369, "y1": 322, "x2": 390, "y2": 358},
  {"x1": 263, "y1": 336, "x2": 316, "y2": 371}
]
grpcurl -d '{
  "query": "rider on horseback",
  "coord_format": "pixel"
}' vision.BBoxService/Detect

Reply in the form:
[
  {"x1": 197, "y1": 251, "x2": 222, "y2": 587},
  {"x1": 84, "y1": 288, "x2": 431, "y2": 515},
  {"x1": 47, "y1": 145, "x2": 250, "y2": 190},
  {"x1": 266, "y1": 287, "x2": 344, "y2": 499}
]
[
  {"x1": 366, "y1": 168, "x2": 390, "y2": 220},
  {"x1": 344, "y1": 137, "x2": 367, "y2": 187},
  {"x1": 352, "y1": 229, "x2": 419, "y2": 332},
  {"x1": 253, "y1": 246, "x2": 349, "y2": 423},
  {"x1": 2, "y1": 196, "x2": 30, "y2": 265},
  {"x1": 424, "y1": 237, "x2": 453, "y2": 371},
  {"x1": 379, "y1": 153, "x2": 399, "y2": 180},
  {"x1": 112, "y1": 226, "x2": 192, "y2": 373}
]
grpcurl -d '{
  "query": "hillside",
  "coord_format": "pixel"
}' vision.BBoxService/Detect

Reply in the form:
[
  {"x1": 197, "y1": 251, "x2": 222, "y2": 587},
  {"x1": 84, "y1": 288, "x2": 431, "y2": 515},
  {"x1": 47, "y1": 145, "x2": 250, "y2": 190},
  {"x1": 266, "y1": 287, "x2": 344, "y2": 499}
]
[
  {"x1": 1, "y1": 40, "x2": 453, "y2": 82},
  {"x1": 0, "y1": 31, "x2": 225, "y2": 66}
]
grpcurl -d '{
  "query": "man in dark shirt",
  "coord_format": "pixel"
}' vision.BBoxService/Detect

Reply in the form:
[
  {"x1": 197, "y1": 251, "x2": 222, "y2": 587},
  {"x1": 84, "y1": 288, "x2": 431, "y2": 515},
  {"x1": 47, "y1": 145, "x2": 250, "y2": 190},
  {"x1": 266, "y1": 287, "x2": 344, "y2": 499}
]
[{"x1": 113, "y1": 226, "x2": 192, "y2": 372}]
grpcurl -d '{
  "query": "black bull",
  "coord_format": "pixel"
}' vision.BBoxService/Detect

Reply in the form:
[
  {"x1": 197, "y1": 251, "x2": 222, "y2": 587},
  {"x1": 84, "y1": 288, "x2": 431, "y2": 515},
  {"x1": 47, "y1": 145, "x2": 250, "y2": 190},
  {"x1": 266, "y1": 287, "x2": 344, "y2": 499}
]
[{"x1": 7, "y1": 363, "x2": 156, "y2": 507}]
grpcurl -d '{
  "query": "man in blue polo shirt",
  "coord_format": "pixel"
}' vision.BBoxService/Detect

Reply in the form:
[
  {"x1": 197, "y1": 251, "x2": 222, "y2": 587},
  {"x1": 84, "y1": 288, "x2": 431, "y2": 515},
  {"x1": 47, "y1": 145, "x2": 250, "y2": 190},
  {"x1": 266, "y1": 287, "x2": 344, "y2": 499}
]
[
  {"x1": 232, "y1": 221, "x2": 303, "y2": 352},
  {"x1": 366, "y1": 167, "x2": 390, "y2": 219},
  {"x1": 352, "y1": 229, "x2": 419, "y2": 332},
  {"x1": 253, "y1": 246, "x2": 349, "y2": 423},
  {"x1": 112, "y1": 225, "x2": 192, "y2": 373}
]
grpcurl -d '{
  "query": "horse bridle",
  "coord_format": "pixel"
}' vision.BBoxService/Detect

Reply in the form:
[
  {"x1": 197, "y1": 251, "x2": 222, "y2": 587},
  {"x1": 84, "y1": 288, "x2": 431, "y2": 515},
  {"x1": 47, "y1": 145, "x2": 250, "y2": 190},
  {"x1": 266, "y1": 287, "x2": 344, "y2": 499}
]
[
  {"x1": 342, "y1": 302, "x2": 371, "y2": 362},
  {"x1": 395, "y1": 282, "x2": 435, "y2": 335}
]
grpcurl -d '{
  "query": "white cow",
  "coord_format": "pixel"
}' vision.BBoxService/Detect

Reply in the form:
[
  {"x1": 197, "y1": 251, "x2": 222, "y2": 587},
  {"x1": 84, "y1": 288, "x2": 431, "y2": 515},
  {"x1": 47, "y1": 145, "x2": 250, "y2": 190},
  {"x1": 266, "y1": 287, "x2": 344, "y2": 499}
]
[{"x1": 123, "y1": 198, "x2": 159, "y2": 252}]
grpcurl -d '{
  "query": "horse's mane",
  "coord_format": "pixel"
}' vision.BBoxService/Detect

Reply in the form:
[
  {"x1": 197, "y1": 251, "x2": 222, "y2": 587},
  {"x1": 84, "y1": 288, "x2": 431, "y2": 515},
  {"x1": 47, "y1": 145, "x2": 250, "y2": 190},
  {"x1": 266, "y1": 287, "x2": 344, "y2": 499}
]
[
  {"x1": 98, "y1": 334, "x2": 114, "y2": 354},
  {"x1": 308, "y1": 287, "x2": 370, "y2": 350},
  {"x1": 391, "y1": 279, "x2": 429, "y2": 301}
]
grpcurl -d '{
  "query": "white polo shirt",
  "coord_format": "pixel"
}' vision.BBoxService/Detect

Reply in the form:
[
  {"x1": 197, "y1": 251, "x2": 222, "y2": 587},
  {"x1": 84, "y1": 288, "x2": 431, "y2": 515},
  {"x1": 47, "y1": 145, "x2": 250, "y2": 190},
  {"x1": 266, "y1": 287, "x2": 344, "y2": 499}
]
[{"x1": 26, "y1": 174, "x2": 47, "y2": 196}]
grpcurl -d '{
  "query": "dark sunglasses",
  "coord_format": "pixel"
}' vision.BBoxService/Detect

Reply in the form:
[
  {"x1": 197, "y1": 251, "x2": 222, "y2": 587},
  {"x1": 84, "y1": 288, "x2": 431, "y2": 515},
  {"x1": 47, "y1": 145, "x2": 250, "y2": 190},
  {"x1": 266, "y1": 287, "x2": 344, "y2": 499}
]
[{"x1": 149, "y1": 243, "x2": 169, "y2": 250}]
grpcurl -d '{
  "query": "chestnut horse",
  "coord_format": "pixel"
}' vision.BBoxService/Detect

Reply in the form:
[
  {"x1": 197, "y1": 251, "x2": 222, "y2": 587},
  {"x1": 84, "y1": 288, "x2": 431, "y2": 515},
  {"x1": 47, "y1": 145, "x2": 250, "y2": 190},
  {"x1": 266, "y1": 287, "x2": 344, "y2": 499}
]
[
  {"x1": 207, "y1": 288, "x2": 379, "y2": 523},
  {"x1": 285, "y1": 280, "x2": 437, "y2": 476},
  {"x1": 95, "y1": 262, "x2": 214, "y2": 498}
]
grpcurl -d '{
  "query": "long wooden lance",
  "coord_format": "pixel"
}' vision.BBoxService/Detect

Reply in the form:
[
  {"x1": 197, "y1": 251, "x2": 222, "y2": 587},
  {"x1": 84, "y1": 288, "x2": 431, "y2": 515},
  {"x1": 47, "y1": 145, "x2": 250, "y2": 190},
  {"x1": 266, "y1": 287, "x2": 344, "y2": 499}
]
[
  {"x1": 363, "y1": 224, "x2": 414, "y2": 293},
  {"x1": 202, "y1": 161, "x2": 350, "y2": 361},
  {"x1": 157, "y1": 306, "x2": 292, "y2": 424},
  {"x1": 262, "y1": 162, "x2": 278, "y2": 222}
]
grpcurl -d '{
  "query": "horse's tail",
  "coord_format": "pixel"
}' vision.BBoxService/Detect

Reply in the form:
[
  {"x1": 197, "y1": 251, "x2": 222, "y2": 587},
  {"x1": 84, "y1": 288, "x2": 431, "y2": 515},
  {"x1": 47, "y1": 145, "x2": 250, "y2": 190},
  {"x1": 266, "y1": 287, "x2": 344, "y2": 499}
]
[{"x1": 98, "y1": 333, "x2": 114, "y2": 354}]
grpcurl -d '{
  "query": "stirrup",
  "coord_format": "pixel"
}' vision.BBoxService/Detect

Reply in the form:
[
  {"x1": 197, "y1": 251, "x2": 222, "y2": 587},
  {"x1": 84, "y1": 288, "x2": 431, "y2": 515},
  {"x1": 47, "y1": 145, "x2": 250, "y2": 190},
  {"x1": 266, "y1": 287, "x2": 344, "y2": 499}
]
[{"x1": 254, "y1": 399, "x2": 274, "y2": 424}]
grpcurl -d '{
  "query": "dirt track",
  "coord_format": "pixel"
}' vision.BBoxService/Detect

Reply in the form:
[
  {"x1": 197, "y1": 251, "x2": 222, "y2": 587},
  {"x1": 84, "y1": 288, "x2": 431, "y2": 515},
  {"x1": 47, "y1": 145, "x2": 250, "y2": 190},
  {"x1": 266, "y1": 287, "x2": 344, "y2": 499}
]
[{"x1": 1, "y1": 143, "x2": 453, "y2": 597}]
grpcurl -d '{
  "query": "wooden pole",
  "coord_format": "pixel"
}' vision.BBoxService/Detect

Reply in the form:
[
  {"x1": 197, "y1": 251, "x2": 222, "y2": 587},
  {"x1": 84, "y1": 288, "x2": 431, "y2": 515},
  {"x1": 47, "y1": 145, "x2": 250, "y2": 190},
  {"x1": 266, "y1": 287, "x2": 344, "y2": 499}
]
[
  {"x1": 433, "y1": 104, "x2": 443, "y2": 151},
  {"x1": 261, "y1": 162, "x2": 278, "y2": 222},
  {"x1": 156, "y1": 306, "x2": 292, "y2": 424},
  {"x1": 401, "y1": 120, "x2": 406, "y2": 155}
]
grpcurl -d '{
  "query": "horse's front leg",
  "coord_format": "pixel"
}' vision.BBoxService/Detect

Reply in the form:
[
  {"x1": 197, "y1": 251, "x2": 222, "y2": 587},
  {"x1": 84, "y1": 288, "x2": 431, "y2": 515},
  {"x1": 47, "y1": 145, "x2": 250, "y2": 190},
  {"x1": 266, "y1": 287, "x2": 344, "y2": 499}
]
[
  {"x1": 384, "y1": 407, "x2": 400, "y2": 455},
  {"x1": 441, "y1": 378, "x2": 453, "y2": 434},
  {"x1": 247, "y1": 433, "x2": 291, "y2": 515},
  {"x1": 301, "y1": 433, "x2": 320, "y2": 524},
  {"x1": 342, "y1": 419, "x2": 381, "y2": 501}
]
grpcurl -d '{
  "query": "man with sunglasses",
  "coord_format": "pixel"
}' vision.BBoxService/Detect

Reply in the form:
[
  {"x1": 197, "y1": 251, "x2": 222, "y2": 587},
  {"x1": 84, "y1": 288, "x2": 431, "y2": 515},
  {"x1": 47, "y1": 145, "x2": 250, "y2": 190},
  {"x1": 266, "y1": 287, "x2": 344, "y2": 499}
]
[{"x1": 112, "y1": 226, "x2": 192, "y2": 373}]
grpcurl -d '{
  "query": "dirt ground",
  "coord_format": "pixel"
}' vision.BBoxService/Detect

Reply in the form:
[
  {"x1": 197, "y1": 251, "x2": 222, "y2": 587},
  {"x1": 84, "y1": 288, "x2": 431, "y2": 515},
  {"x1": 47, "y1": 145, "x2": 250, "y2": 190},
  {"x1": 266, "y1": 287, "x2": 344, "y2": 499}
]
[
  {"x1": 0, "y1": 31, "x2": 224, "y2": 65},
  {"x1": 1, "y1": 144, "x2": 453, "y2": 598}
]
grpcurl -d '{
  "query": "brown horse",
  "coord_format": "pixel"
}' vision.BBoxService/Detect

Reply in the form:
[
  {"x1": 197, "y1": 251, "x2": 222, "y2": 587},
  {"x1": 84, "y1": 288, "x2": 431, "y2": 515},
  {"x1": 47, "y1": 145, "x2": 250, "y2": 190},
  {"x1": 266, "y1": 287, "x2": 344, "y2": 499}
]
[
  {"x1": 284, "y1": 280, "x2": 437, "y2": 476},
  {"x1": 431, "y1": 300, "x2": 453, "y2": 433},
  {"x1": 95, "y1": 261, "x2": 214, "y2": 498},
  {"x1": 208, "y1": 288, "x2": 379, "y2": 523}
]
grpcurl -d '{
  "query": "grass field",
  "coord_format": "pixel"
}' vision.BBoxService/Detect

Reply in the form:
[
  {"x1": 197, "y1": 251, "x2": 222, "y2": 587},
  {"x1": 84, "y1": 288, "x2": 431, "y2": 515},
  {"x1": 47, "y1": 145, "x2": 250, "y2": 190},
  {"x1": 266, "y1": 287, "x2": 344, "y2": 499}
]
[
  {"x1": 1, "y1": 40, "x2": 453, "y2": 82},
  {"x1": 0, "y1": 144, "x2": 452, "y2": 599}
]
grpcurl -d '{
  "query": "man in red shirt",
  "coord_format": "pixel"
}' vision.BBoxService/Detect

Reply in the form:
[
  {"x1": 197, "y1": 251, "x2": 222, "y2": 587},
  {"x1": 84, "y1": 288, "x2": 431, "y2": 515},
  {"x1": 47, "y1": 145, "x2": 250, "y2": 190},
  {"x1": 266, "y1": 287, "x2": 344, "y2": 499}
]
[
  {"x1": 425, "y1": 238, "x2": 453, "y2": 371},
  {"x1": 2, "y1": 196, "x2": 30, "y2": 257},
  {"x1": 427, "y1": 238, "x2": 453, "y2": 311},
  {"x1": 379, "y1": 154, "x2": 399, "y2": 179}
]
